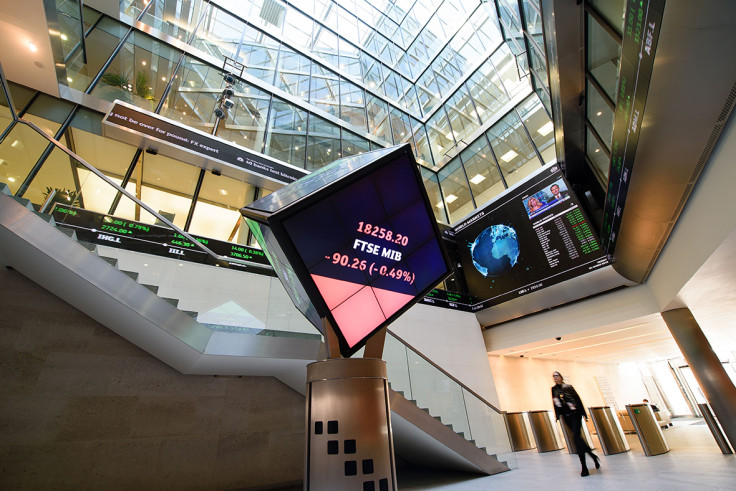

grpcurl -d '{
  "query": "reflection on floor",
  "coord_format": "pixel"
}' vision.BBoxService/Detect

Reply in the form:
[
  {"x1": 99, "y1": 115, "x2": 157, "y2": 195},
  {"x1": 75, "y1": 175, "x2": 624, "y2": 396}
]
[{"x1": 397, "y1": 417, "x2": 736, "y2": 490}]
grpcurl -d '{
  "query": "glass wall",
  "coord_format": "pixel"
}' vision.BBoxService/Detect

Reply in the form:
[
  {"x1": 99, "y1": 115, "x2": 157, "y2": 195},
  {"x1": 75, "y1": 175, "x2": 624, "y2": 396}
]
[
  {"x1": 34, "y1": 0, "x2": 560, "y2": 229},
  {"x1": 583, "y1": 0, "x2": 624, "y2": 183},
  {"x1": 89, "y1": 30, "x2": 181, "y2": 112}
]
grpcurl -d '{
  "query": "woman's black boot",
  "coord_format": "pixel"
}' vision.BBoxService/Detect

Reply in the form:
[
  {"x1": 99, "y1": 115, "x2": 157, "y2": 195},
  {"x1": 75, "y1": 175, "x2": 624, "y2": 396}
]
[
  {"x1": 579, "y1": 454, "x2": 589, "y2": 476},
  {"x1": 589, "y1": 451, "x2": 600, "y2": 469}
]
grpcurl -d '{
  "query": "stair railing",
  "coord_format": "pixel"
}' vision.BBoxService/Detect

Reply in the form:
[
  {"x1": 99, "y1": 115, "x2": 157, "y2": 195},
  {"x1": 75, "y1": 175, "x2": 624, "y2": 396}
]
[
  {"x1": 384, "y1": 329, "x2": 515, "y2": 463},
  {"x1": 7, "y1": 117, "x2": 271, "y2": 272}
]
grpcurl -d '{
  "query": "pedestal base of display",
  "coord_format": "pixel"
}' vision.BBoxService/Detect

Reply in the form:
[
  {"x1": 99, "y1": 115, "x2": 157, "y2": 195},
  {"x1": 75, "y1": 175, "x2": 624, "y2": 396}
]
[{"x1": 305, "y1": 358, "x2": 397, "y2": 490}]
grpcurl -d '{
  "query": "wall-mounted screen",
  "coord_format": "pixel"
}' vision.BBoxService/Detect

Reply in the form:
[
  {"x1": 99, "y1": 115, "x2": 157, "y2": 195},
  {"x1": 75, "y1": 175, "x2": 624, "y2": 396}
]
[{"x1": 454, "y1": 165, "x2": 608, "y2": 308}]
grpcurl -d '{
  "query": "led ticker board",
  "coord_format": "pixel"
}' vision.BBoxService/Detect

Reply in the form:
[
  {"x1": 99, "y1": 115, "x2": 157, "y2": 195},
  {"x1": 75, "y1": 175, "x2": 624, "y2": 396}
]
[
  {"x1": 601, "y1": 0, "x2": 665, "y2": 255},
  {"x1": 455, "y1": 166, "x2": 608, "y2": 309},
  {"x1": 242, "y1": 145, "x2": 451, "y2": 357},
  {"x1": 51, "y1": 205, "x2": 271, "y2": 271}
]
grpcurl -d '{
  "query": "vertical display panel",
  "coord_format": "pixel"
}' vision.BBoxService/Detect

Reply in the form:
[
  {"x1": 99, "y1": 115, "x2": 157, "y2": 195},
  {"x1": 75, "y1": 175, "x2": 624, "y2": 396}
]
[{"x1": 455, "y1": 166, "x2": 608, "y2": 308}]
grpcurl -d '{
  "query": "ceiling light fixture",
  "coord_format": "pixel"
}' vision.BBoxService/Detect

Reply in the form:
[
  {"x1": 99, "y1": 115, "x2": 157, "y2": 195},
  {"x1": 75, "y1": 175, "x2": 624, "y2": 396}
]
[
  {"x1": 537, "y1": 121, "x2": 553, "y2": 136},
  {"x1": 469, "y1": 174, "x2": 486, "y2": 185},
  {"x1": 500, "y1": 150, "x2": 518, "y2": 162},
  {"x1": 27, "y1": 42, "x2": 37, "y2": 52},
  {"x1": 445, "y1": 194, "x2": 458, "y2": 203}
]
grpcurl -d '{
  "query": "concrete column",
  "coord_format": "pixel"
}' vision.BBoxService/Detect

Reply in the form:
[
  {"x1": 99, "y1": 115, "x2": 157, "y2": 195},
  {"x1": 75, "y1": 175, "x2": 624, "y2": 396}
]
[{"x1": 662, "y1": 308, "x2": 736, "y2": 449}]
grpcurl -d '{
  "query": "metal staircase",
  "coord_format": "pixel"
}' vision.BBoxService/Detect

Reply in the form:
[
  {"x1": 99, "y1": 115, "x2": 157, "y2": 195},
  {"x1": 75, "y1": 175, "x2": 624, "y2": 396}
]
[
  {"x1": 0, "y1": 187, "x2": 511, "y2": 475},
  {"x1": 0, "y1": 56, "x2": 513, "y2": 472}
]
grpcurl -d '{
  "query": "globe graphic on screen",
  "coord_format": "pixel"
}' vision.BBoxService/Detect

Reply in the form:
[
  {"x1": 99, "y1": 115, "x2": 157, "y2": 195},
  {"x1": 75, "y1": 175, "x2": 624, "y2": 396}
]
[{"x1": 469, "y1": 224, "x2": 520, "y2": 277}]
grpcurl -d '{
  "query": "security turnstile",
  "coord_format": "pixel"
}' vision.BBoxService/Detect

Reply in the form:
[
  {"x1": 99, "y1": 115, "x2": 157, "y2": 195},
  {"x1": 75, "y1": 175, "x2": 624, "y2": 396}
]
[
  {"x1": 504, "y1": 412, "x2": 536, "y2": 451},
  {"x1": 626, "y1": 403, "x2": 669, "y2": 456},
  {"x1": 698, "y1": 403, "x2": 734, "y2": 454},
  {"x1": 589, "y1": 406, "x2": 630, "y2": 455},
  {"x1": 528, "y1": 410, "x2": 564, "y2": 452},
  {"x1": 559, "y1": 415, "x2": 596, "y2": 454}
]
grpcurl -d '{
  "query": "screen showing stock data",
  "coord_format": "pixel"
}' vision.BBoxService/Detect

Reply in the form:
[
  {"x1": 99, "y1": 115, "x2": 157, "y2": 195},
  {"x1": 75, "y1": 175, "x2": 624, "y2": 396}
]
[{"x1": 454, "y1": 166, "x2": 608, "y2": 309}]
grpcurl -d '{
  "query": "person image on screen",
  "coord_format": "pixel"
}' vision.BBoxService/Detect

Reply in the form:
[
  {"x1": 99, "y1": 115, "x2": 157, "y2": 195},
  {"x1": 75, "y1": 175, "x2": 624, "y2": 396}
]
[
  {"x1": 527, "y1": 196, "x2": 544, "y2": 214},
  {"x1": 551, "y1": 371, "x2": 600, "y2": 476},
  {"x1": 550, "y1": 184, "x2": 567, "y2": 201}
]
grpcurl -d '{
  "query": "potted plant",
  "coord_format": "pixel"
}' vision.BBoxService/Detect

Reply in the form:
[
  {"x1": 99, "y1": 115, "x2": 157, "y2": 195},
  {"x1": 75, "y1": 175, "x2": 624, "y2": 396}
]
[{"x1": 41, "y1": 186, "x2": 80, "y2": 212}]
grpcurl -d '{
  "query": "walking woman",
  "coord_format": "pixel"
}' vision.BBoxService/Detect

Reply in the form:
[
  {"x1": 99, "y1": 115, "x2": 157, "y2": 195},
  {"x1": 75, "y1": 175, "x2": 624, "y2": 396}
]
[{"x1": 551, "y1": 371, "x2": 600, "y2": 476}]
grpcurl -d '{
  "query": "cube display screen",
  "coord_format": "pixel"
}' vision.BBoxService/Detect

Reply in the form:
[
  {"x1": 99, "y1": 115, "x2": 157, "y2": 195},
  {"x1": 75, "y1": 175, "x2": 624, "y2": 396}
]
[{"x1": 243, "y1": 145, "x2": 450, "y2": 357}]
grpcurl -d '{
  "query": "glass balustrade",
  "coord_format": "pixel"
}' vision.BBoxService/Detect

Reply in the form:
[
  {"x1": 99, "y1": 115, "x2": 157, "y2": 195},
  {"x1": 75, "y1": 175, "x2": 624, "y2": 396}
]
[{"x1": 384, "y1": 331, "x2": 517, "y2": 467}]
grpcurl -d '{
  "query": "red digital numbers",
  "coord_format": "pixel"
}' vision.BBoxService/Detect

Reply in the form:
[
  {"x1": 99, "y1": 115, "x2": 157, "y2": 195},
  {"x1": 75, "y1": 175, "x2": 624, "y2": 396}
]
[{"x1": 357, "y1": 222, "x2": 409, "y2": 247}]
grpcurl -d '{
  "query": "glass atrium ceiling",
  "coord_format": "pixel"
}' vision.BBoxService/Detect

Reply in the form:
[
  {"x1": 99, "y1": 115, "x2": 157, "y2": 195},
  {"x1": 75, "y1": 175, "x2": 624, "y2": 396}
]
[{"x1": 55, "y1": 0, "x2": 555, "y2": 224}]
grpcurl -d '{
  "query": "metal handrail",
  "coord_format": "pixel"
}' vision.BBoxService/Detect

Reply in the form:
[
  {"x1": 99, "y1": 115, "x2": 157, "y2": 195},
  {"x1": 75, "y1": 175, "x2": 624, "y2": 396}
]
[
  {"x1": 14, "y1": 117, "x2": 272, "y2": 272},
  {"x1": 387, "y1": 329, "x2": 506, "y2": 415}
]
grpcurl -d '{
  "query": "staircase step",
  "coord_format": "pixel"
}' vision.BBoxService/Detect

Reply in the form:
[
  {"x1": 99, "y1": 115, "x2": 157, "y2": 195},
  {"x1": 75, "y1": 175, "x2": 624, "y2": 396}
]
[
  {"x1": 182, "y1": 310, "x2": 199, "y2": 319},
  {"x1": 141, "y1": 284, "x2": 159, "y2": 294},
  {"x1": 78, "y1": 241, "x2": 97, "y2": 252},
  {"x1": 12, "y1": 196, "x2": 35, "y2": 211},
  {"x1": 121, "y1": 270, "x2": 139, "y2": 281},
  {"x1": 33, "y1": 211, "x2": 55, "y2": 225},
  {"x1": 0, "y1": 183, "x2": 11, "y2": 195},
  {"x1": 59, "y1": 227, "x2": 77, "y2": 240},
  {"x1": 162, "y1": 297, "x2": 179, "y2": 307},
  {"x1": 99, "y1": 256, "x2": 118, "y2": 267}
]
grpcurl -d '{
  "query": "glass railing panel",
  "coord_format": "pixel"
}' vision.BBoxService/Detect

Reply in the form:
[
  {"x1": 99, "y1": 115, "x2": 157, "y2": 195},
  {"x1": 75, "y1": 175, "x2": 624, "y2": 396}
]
[
  {"x1": 384, "y1": 332, "x2": 516, "y2": 467},
  {"x1": 404, "y1": 345, "x2": 472, "y2": 437},
  {"x1": 138, "y1": 0, "x2": 207, "y2": 42},
  {"x1": 384, "y1": 333, "x2": 413, "y2": 398},
  {"x1": 0, "y1": 81, "x2": 14, "y2": 134},
  {"x1": 64, "y1": 17, "x2": 129, "y2": 93},
  {"x1": 463, "y1": 389, "x2": 515, "y2": 462},
  {"x1": 0, "y1": 123, "x2": 51, "y2": 195}
]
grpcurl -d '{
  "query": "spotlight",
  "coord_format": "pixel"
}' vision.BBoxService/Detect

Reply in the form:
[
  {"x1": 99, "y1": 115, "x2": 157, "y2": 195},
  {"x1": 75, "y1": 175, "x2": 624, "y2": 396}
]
[
  {"x1": 222, "y1": 98, "x2": 235, "y2": 109},
  {"x1": 214, "y1": 107, "x2": 227, "y2": 120},
  {"x1": 223, "y1": 87, "x2": 235, "y2": 98},
  {"x1": 224, "y1": 73, "x2": 236, "y2": 84}
]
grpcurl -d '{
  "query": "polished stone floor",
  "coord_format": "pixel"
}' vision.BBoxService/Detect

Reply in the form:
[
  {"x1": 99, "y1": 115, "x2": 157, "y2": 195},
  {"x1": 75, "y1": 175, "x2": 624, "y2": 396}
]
[{"x1": 397, "y1": 418, "x2": 736, "y2": 490}]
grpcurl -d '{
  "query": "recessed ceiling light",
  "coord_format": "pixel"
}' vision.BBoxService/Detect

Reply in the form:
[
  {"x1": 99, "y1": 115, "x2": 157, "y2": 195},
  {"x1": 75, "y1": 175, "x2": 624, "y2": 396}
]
[
  {"x1": 595, "y1": 148, "x2": 600, "y2": 153},
  {"x1": 67, "y1": 77, "x2": 73, "y2": 83},
  {"x1": 596, "y1": 111, "x2": 602, "y2": 116},
  {"x1": 435, "y1": 201, "x2": 445, "y2": 208},
  {"x1": 8, "y1": 177, "x2": 16, "y2": 182},
  {"x1": 445, "y1": 194, "x2": 458, "y2": 203},
  {"x1": 537, "y1": 121, "x2": 553, "y2": 136},
  {"x1": 60, "y1": 34, "x2": 68, "y2": 41},
  {"x1": 141, "y1": 60, "x2": 147, "y2": 66},
  {"x1": 469, "y1": 174, "x2": 486, "y2": 185},
  {"x1": 27, "y1": 42, "x2": 37, "y2": 52},
  {"x1": 500, "y1": 150, "x2": 518, "y2": 162},
  {"x1": 219, "y1": 189, "x2": 229, "y2": 195}
]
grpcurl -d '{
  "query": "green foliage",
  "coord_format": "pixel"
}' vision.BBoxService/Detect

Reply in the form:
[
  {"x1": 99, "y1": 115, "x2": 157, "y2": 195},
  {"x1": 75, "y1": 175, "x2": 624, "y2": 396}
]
[
  {"x1": 100, "y1": 70, "x2": 130, "y2": 89},
  {"x1": 100, "y1": 69, "x2": 155, "y2": 101},
  {"x1": 135, "y1": 70, "x2": 153, "y2": 100},
  {"x1": 42, "y1": 186, "x2": 80, "y2": 208}
]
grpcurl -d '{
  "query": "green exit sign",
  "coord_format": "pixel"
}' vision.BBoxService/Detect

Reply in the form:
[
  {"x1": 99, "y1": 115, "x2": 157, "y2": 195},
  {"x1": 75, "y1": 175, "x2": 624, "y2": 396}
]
[{"x1": 634, "y1": 409, "x2": 641, "y2": 414}]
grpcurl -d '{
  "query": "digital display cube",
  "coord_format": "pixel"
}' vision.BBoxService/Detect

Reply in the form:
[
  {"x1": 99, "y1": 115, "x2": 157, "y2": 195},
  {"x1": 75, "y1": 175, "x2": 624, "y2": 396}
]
[{"x1": 242, "y1": 144, "x2": 450, "y2": 357}]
